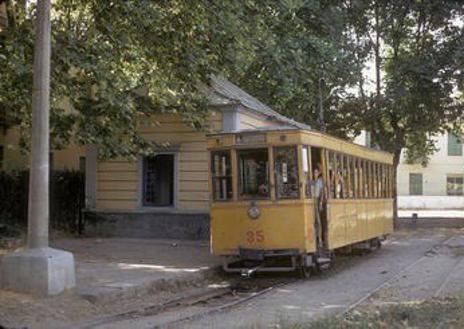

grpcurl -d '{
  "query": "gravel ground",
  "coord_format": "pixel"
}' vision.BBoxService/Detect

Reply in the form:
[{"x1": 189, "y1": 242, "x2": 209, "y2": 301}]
[
  {"x1": 177, "y1": 229, "x2": 464, "y2": 329},
  {"x1": 2, "y1": 228, "x2": 464, "y2": 329}
]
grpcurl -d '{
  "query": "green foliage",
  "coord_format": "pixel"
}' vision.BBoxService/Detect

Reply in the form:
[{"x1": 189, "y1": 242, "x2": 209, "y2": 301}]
[
  {"x1": 0, "y1": 0, "x2": 255, "y2": 157},
  {"x1": 1, "y1": 0, "x2": 463, "y2": 168},
  {"x1": 0, "y1": 170, "x2": 85, "y2": 236},
  {"x1": 403, "y1": 134, "x2": 439, "y2": 167},
  {"x1": 0, "y1": 171, "x2": 28, "y2": 237},
  {"x1": 230, "y1": 0, "x2": 366, "y2": 137},
  {"x1": 341, "y1": 0, "x2": 464, "y2": 167}
]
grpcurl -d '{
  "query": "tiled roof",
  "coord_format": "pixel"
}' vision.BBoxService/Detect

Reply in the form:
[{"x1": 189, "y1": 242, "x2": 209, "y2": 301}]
[{"x1": 207, "y1": 75, "x2": 311, "y2": 131}]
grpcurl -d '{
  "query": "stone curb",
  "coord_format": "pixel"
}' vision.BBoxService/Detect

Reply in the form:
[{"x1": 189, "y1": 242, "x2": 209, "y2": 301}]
[
  {"x1": 78, "y1": 265, "x2": 222, "y2": 304},
  {"x1": 398, "y1": 217, "x2": 464, "y2": 229}
]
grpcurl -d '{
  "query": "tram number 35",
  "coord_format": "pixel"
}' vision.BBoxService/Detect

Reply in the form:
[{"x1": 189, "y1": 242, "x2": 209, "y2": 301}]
[{"x1": 246, "y1": 230, "x2": 264, "y2": 244}]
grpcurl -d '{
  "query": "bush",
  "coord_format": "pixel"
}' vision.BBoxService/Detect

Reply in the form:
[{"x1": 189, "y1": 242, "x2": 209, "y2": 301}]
[{"x1": 0, "y1": 170, "x2": 85, "y2": 237}]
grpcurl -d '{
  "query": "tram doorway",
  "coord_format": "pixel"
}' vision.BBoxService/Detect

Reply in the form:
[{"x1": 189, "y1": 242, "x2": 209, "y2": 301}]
[{"x1": 311, "y1": 147, "x2": 328, "y2": 252}]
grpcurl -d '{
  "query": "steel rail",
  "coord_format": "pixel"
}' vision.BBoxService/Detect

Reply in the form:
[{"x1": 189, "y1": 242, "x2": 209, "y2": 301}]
[{"x1": 341, "y1": 235, "x2": 456, "y2": 316}]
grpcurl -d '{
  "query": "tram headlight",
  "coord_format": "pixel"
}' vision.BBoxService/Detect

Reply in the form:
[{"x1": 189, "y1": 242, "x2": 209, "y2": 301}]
[{"x1": 247, "y1": 203, "x2": 261, "y2": 220}]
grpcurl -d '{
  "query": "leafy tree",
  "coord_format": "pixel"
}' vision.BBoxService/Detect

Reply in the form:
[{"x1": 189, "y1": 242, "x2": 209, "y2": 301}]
[
  {"x1": 230, "y1": 0, "x2": 367, "y2": 138},
  {"x1": 341, "y1": 0, "x2": 464, "y2": 219},
  {"x1": 0, "y1": 0, "x2": 255, "y2": 158}
]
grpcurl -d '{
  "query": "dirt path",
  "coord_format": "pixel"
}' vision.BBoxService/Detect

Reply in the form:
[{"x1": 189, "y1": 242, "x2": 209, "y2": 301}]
[
  {"x1": 2, "y1": 229, "x2": 464, "y2": 329},
  {"x1": 91, "y1": 229, "x2": 463, "y2": 329}
]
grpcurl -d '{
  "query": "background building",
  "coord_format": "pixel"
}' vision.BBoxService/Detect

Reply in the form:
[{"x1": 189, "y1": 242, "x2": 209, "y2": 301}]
[{"x1": 355, "y1": 131, "x2": 464, "y2": 209}]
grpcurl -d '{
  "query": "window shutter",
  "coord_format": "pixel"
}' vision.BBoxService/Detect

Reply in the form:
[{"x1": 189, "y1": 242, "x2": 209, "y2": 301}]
[
  {"x1": 409, "y1": 173, "x2": 423, "y2": 196},
  {"x1": 448, "y1": 133, "x2": 462, "y2": 156}
]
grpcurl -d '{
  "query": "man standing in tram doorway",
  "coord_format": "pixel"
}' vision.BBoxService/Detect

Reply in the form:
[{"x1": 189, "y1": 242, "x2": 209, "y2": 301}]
[{"x1": 313, "y1": 165, "x2": 326, "y2": 251}]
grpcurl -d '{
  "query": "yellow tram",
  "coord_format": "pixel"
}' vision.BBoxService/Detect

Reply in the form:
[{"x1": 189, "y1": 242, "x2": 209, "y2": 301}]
[{"x1": 207, "y1": 127, "x2": 394, "y2": 276}]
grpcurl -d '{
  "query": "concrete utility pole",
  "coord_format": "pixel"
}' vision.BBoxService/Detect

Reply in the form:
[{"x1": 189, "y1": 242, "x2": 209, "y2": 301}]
[
  {"x1": 28, "y1": 0, "x2": 51, "y2": 249},
  {"x1": 1, "y1": 0, "x2": 75, "y2": 296}
]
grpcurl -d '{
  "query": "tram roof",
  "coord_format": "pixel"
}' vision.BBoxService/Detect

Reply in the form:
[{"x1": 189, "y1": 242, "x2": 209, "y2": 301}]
[
  {"x1": 205, "y1": 76, "x2": 391, "y2": 162},
  {"x1": 207, "y1": 126, "x2": 393, "y2": 162}
]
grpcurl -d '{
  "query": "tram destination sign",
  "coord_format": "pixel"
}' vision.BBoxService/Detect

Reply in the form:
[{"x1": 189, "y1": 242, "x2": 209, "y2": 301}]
[{"x1": 236, "y1": 134, "x2": 266, "y2": 145}]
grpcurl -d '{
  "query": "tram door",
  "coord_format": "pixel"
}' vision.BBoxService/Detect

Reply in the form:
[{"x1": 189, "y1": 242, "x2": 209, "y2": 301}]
[{"x1": 311, "y1": 147, "x2": 328, "y2": 251}]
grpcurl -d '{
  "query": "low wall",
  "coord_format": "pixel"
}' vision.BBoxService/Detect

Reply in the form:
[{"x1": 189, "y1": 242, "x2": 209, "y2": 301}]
[
  {"x1": 84, "y1": 211, "x2": 210, "y2": 240},
  {"x1": 398, "y1": 196, "x2": 464, "y2": 210}
]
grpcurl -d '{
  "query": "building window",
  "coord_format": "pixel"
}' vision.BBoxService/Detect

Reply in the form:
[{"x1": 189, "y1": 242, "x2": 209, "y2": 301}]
[
  {"x1": 447, "y1": 175, "x2": 463, "y2": 196},
  {"x1": 448, "y1": 133, "x2": 462, "y2": 156},
  {"x1": 211, "y1": 151, "x2": 232, "y2": 201},
  {"x1": 409, "y1": 173, "x2": 423, "y2": 196},
  {"x1": 143, "y1": 154, "x2": 175, "y2": 207},
  {"x1": 237, "y1": 148, "x2": 269, "y2": 199},
  {"x1": 274, "y1": 146, "x2": 299, "y2": 199}
]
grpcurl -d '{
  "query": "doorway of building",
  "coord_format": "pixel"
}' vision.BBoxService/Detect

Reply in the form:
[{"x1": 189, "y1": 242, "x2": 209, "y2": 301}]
[{"x1": 143, "y1": 154, "x2": 175, "y2": 207}]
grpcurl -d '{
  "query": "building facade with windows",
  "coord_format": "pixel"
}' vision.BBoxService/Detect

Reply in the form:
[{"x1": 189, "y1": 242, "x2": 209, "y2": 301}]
[
  {"x1": 85, "y1": 76, "x2": 308, "y2": 239},
  {"x1": 355, "y1": 131, "x2": 464, "y2": 209},
  {"x1": 0, "y1": 75, "x2": 305, "y2": 239}
]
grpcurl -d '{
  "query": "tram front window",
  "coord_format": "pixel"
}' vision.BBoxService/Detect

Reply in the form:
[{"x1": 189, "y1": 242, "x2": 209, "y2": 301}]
[
  {"x1": 238, "y1": 148, "x2": 269, "y2": 199},
  {"x1": 211, "y1": 151, "x2": 232, "y2": 201},
  {"x1": 274, "y1": 146, "x2": 299, "y2": 199}
]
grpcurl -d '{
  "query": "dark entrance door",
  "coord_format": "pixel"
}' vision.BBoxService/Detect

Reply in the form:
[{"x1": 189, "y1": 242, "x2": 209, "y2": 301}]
[{"x1": 143, "y1": 154, "x2": 174, "y2": 207}]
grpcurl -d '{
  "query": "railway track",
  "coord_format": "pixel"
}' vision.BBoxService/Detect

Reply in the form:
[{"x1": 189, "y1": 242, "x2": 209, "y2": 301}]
[
  {"x1": 341, "y1": 235, "x2": 458, "y2": 317},
  {"x1": 77, "y1": 234, "x2": 460, "y2": 328},
  {"x1": 76, "y1": 276, "x2": 300, "y2": 329},
  {"x1": 78, "y1": 248, "x2": 385, "y2": 328}
]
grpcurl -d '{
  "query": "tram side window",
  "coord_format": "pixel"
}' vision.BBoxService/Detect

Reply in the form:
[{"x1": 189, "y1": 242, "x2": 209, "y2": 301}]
[
  {"x1": 349, "y1": 157, "x2": 356, "y2": 198},
  {"x1": 356, "y1": 159, "x2": 362, "y2": 199},
  {"x1": 302, "y1": 146, "x2": 311, "y2": 198},
  {"x1": 328, "y1": 151, "x2": 335, "y2": 198},
  {"x1": 238, "y1": 148, "x2": 269, "y2": 199},
  {"x1": 211, "y1": 151, "x2": 232, "y2": 201},
  {"x1": 336, "y1": 153, "x2": 344, "y2": 198},
  {"x1": 363, "y1": 161, "x2": 369, "y2": 198},
  {"x1": 377, "y1": 163, "x2": 382, "y2": 199},
  {"x1": 274, "y1": 146, "x2": 299, "y2": 199},
  {"x1": 384, "y1": 165, "x2": 388, "y2": 198},
  {"x1": 379, "y1": 164, "x2": 383, "y2": 198},
  {"x1": 341, "y1": 155, "x2": 349, "y2": 199}
]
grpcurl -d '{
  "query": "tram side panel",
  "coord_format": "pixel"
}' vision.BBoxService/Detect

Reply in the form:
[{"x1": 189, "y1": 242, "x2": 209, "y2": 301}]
[
  {"x1": 327, "y1": 201, "x2": 347, "y2": 250},
  {"x1": 346, "y1": 201, "x2": 360, "y2": 244},
  {"x1": 210, "y1": 202, "x2": 309, "y2": 256},
  {"x1": 326, "y1": 199, "x2": 393, "y2": 251},
  {"x1": 384, "y1": 199, "x2": 394, "y2": 234},
  {"x1": 303, "y1": 201, "x2": 317, "y2": 253}
]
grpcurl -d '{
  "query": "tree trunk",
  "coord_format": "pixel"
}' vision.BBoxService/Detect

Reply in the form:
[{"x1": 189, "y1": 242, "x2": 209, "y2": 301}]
[
  {"x1": 392, "y1": 149, "x2": 401, "y2": 229},
  {"x1": 27, "y1": 0, "x2": 51, "y2": 249}
]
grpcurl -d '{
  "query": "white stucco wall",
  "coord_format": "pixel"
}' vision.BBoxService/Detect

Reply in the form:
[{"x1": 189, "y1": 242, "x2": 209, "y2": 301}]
[
  {"x1": 398, "y1": 196, "x2": 464, "y2": 209},
  {"x1": 396, "y1": 134, "x2": 464, "y2": 197}
]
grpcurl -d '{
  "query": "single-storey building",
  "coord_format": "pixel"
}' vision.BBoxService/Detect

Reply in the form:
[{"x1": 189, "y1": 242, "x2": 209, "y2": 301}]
[
  {"x1": 1, "y1": 75, "x2": 308, "y2": 239},
  {"x1": 0, "y1": 126, "x2": 85, "y2": 171},
  {"x1": 85, "y1": 76, "x2": 308, "y2": 239}
]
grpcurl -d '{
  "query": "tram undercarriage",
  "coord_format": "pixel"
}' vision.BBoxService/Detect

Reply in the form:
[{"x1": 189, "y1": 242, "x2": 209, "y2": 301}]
[{"x1": 223, "y1": 237, "x2": 386, "y2": 278}]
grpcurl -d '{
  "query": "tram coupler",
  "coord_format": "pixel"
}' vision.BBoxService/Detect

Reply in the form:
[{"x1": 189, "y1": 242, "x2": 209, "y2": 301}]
[{"x1": 240, "y1": 265, "x2": 263, "y2": 278}]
